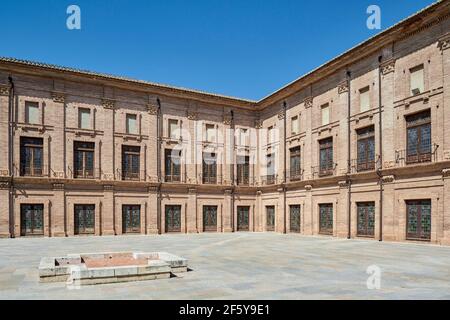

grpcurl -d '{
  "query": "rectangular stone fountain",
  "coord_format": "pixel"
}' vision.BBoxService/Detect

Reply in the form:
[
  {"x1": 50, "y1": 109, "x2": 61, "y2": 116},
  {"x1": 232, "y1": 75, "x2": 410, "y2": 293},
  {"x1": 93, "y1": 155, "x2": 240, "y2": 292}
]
[{"x1": 39, "y1": 251, "x2": 188, "y2": 285}]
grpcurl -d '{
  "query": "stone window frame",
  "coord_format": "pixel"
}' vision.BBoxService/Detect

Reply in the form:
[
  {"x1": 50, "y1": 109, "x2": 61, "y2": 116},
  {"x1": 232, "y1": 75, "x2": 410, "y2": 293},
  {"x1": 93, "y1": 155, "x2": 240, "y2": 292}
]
[
  {"x1": 290, "y1": 114, "x2": 300, "y2": 136},
  {"x1": 167, "y1": 118, "x2": 182, "y2": 140},
  {"x1": 320, "y1": 103, "x2": 330, "y2": 126},
  {"x1": 359, "y1": 86, "x2": 371, "y2": 113},
  {"x1": 77, "y1": 107, "x2": 93, "y2": 130},
  {"x1": 23, "y1": 100, "x2": 43, "y2": 125},
  {"x1": 409, "y1": 64, "x2": 425, "y2": 96}
]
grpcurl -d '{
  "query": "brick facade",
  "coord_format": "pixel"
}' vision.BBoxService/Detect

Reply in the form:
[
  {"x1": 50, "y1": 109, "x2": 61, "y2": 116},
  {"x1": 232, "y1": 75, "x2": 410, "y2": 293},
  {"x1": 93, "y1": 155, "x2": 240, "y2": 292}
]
[{"x1": 0, "y1": 1, "x2": 449, "y2": 244}]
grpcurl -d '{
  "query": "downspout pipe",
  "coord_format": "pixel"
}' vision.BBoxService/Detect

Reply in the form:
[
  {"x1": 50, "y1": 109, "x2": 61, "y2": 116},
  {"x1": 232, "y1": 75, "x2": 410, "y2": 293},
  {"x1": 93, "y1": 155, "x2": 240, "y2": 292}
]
[
  {"x1": 156, "y1": 97, "x2": 162, "y2": 235},
  {"x1": 283, "y1": 101, "x2": 287, "y2": 234},
  {"x1": 346, "y1": 71, "x2": 352, "y2": 239},
  {"x1": 8, "y1": 76, "x2": 15, "y2": 238},
  {"x1": 377, "y1": 56, "x2": 384, "y2": 242}
]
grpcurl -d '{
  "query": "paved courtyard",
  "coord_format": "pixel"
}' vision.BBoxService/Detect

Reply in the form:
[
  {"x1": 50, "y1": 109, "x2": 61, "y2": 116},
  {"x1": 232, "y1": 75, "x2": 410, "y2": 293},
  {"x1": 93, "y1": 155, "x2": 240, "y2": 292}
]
[{"x1": 0, "y1": 233, "x2": 449, "y2": 300}]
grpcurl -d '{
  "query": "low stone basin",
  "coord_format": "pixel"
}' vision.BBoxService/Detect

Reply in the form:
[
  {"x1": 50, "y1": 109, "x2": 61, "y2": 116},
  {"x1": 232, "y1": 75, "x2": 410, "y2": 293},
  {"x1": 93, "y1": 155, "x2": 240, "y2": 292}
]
[{"x1": 39, "y1": 252, "x2": 188, "y2": 285}]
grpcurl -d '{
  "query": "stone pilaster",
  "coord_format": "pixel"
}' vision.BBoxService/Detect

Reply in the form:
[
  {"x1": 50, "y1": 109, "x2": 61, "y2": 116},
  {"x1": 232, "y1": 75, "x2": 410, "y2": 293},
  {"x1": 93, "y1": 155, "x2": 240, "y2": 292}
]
[
  {"x1": 277, "y1": 187, "x2": 286, "y2": 233},
  {"x1": 381, "y1": 175, "x2": 396, "y2": 241},
  {"x1": 102, "y1": 99, "x2": 115, "y2": 179},
  {"x1": 51, "y1": 183, "x2": 66, "y2": 237},
  {"x1": 304, "y1": 184, "x2": 313, "y2": 235},
  {"x1": 223, "y1": 189, "x2": 233, "y2": 232},
  {"x1": 337, "y1": 180, "x2": 350, "y2": 238},
  {"x1": 147, "y1": 186, "x2": 159, "y2": 234},
  {"x1": 442, "y1": 169, "x2": 450, "y2": 245},
  {"x1": 187, "y1": 188, "x2": 198, "y2": 233},
  {"x1": 102, "y1": 185, "x2": 115, "y2": 235},
  {"x1": 380, "y1": 58, "x2": 396, "y2": 168},
  {"x1": 0, "y1": 181, "x2": 11, "y2": 238}
]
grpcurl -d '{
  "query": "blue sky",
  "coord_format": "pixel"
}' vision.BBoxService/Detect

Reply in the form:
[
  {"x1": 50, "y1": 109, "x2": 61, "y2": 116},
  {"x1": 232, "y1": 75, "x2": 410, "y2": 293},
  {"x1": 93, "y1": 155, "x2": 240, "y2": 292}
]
[{"x1": 0, "y1": 0, "x2": 437, "y2": 100}]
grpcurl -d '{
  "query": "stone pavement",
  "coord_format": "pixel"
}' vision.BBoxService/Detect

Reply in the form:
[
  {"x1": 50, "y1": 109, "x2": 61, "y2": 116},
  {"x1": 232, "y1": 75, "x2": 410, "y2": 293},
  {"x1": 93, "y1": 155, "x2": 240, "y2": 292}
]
[{"x1": 0, "y1": 233, "x2": 449, "y2": 300}]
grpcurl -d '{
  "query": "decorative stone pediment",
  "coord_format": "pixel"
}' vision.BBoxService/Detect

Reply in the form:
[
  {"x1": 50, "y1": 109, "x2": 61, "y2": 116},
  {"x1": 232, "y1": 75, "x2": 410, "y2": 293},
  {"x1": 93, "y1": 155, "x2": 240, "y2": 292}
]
[
  {"x1": 443, "y1": 169, "x2": 450, "y2": 178},
  {"x1": 102, "y1": 98, "x2": 115, "y2": 109},
  {"x1": 51, "y1": 91, "x2": 66, "y2": 104},
  {"x1": 380, "y1": 59, "x2": 396, "y2": 75},
  {"x1": 381, "y1": 175, "x2": 395, "y2": 183},
  {"x1": 147, "y1": 104, "x2": 158, "y2": 115},
  {"x1": 338, "y1": 80, "x2": 349, "y2": 94},
  {"x1": 304, "y1": 96, "x2": 313, "y2": 108},
  {"x1": 0, "y1": 85, "x2": 10, "y2": 96}
]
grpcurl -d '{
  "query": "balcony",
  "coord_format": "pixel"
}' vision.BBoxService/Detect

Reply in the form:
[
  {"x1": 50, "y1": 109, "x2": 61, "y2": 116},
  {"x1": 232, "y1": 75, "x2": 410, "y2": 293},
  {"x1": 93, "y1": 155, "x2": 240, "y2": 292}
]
[
  {"x1": 164, "y1": 174, "x2": 182, "y2": 183},
  {"x1": 200, "y1": 174, "x2": 222, "y2": 185},
  {"x1": 68, "y1": 167, "x2": 101, "y2": 180},
  {"x1": 395, "y1": 143, "x2": 438, "y2": 167},
  {"x1": 350, "y1": 157, "x2": 379, "y2": 174},
  {"x1": 287, "y1": 170, "x2": 304, "y2": 183},
  {"x1": 311, "y1": 164, "x2": 337, "y2": 179},
  {"x1": 116, "y1": 169, "x2": 147, "y2": 181},
  {"x1": 18, "y1": 165, "x2": 45, "y2": 177},
  {"x1": 261, "y1": 174, "x2": 277, "y2": 185}
]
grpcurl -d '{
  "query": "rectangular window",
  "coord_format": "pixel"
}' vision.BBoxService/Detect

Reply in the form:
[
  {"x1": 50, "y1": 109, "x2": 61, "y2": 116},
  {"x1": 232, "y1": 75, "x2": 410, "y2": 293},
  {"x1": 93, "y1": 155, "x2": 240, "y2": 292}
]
[
  {"x1": 202, "y1": 152, "x2": 217, "y2": 184},
  {"x1": 319, "y1": 138, "x2": 333, "y2": 176},
  {"x1": 290, "y1": 205, "x2": 301, "y2": 233},
  {"x1": 206, "y1": 124, "x2": 215, "y2": 142},
  {"x1": 74, "y1": 141, "x2": 95, "y2": 179},
  {"x1": 20, "y1": 137, "x2": 43, "y2": 176},
  {"x1": 406, "y1": 200, "x2": 431, "y2": 241},
  {"x1": 165, "y1": 149, "x2": 181, "y2": 182},
  {"x1": 406, "y1": 110, "x2": 431, "y2": 164},
  {"x1": 291, "y1": 116, "x2": 299, "y2": 135},
  {"x1": 122, "y1": 145, "x2": 140, "y2": 180},
  {"x1": 74, "y1": 204, "x2": 95, "y2": 235},
  {"x1": 238, "y1": 128, "x2": 248, "y2": 146},
  {"x1": 25, "y1": 101, "x2": 40, "y2": 125},
  {"x1": 410, "y1": 65, "x2": 424, "y2": 95},
  {"x1": 122, "y1": 205, "x2": 141, "y2": 234},
  {"x1": 319, "y1": 204, "x2": 333, "y2": 235},
  {"x1": 78, "y1": 108, "x2": 91, "y2": 129},
  {"x1": 20, "y1": 204, "x2": 44, "y2": 236},
  {"x1": 289, "y1": 146, "x2": 301, "y2": 181},
  {"x1": 203, "y1": 206, "x2": 218, "y2": 232},
  {"x1": 237, "y1": 155, "x2": 250, "y2": 185},
  {"x1": 265, "y1": 153, "x2": 276, "y2": 184},
  {"x1": 237, "y1": 206, "x2": 250, "y2": 231},
  {"x1": 165, "y1": 205, "x2": 182, "y2": 233},
  {"x1": 168, "y1": 119, "x2": 179, "y2": 139},
  {"x1": 357, "y1": 126, "x2": 375, "y2": 172},
  {"x1": 266, "y1": 206, "x2": 275, "y2": 231},
  {"x1": 267, "y1": 126, "x2": 274, "y2": 144},
  {"x1": 321, "y1": 103, "x2": 330, "y2": 126},
  {"x1": 359, "y1": 86, "x2": 370, "y2": 112},
  {"x1": 357, "y1": 202, "x2": 375, "y2": 237},
  {"x1": 126, "y1": 114, "x2": 138, "y2": 134}
]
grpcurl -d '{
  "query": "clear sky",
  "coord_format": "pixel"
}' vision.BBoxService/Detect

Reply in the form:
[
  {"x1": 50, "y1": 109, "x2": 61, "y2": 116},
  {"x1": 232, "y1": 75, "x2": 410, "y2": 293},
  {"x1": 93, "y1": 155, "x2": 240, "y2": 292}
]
[{"x1": 0, "y1": 0, "x2": 437, "y2": 100}]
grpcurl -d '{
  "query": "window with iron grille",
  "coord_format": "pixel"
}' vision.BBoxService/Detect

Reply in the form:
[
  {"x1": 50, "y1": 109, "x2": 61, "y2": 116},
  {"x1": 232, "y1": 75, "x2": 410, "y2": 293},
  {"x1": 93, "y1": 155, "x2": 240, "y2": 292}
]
[
  {"x1": 74, "y1": 141, "x2": 95, "y2": 179},
  {"x1": 357, "y1": 202, "x2": 375, "y2": 237},
  {"x1": 236, "y1": 155, "x2": 250, "y2": 185},
  {"x1": 406, "y1": 110, "x2": 431, "y2": 164},
  {"x1": 319, "y1": 203, "x2": 333, "y2": 235},
  {"x1": 20, "y1": 137, "x2": 43, "y2": 176},
  {"x1": 290, "y1": 205, "x2": 301, "y2": 233},
  {"x1": 122, "y1": 145, "x2": 140, "y2": 180},
  {"x1": 290, "y1": 146, "x2": 301, "y2": 181},
  {"x1": 265, "y1": 153, "x2": 276, "y2": 184},
  {"x1": 406, "y1": 200, "x2": 431, "y2": 241},
  {"x1": 319, "y1": 138, "x2": 333, "y2": 176},
  {"x1": 165, "y1": 149, "x2": 181, "y2": 182},
  {"x1": 202, "y1": 152, "x2": 217, "y2": 184},
  {"x1": 357, "y1": 126, "x2": 375, "y2": 172},
  {"x1": 74, "y1": 204, "x2": 95, "y2": 235},
  {"x1": 20, "y1": 204, "x2": 44, "y2": 236}
]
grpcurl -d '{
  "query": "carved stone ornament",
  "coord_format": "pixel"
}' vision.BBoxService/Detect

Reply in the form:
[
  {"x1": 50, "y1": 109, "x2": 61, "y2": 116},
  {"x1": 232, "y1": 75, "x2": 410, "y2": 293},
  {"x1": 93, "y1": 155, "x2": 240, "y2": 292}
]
[
  {"x1": 278, "y1": 110, "x2": 285, "y2": 120},
  {"x1": 304, "y1": 96, "x2": 313, "y2": 108},
  {"x1": 338, "y1": 81, "x2": 349, "y2": 94},
  {"x1": 52, "y1": 183, "x2": 65, "y2": 190},
  {"x1": 102, "y1": 99, "x2": 115, "y2": 109},
  {"x1": 438, "y1": 34, "x2": 450, "y2": 52},
  {"x1": 147, "y1": 104, "x2": 158, "y2": 115},
  {"x1": 255, "y1": 119, "x2": 263, "y2": 129},
  {"x1": 223, "y1": 115, "x2": 233, "y2": 125},
  {"x1": 187, "y1": 111, "x2": 197, "y2": 121},
  {"x1": 0, "y1": 85, "x2": 10, "y2": 96},
  {"x1": 381, "y1": 175, "x2": 395, "y2": 183},
  {"x1": 380, "y1": 59, "x2": 396, "y2": 75},
  {"x1": 443, "y1": 169, "x2": 450, "y2": 178},
  {"x1": 51, "y1": 92, "x2": 66, "y2": 104},
  {"x1": 305, "y1": 184, "x2": 313, "y2": 191}
]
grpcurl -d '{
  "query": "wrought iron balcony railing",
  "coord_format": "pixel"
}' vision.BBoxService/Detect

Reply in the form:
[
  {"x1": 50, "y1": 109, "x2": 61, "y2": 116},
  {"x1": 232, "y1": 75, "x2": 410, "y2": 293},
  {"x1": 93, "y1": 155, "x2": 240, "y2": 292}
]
[
  {"x1": 395, "y1": 143, "x2": 438, "y2": 167},
  {"x1": 164, "y1": 174, "x2": 182, "y2": 183},
  {"x1": 287, "y1": 170, "x2": 304, "y2": 183},
  {"x1": 261, "y1": 174, "x2": 277, "y2": 185}
]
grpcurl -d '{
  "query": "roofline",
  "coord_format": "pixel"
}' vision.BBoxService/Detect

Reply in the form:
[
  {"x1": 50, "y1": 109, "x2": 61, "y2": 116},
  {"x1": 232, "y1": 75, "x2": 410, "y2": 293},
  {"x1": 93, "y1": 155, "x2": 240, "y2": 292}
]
[{"x1": 0, "y1": 1, "x2": 448, "y2": 110}]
